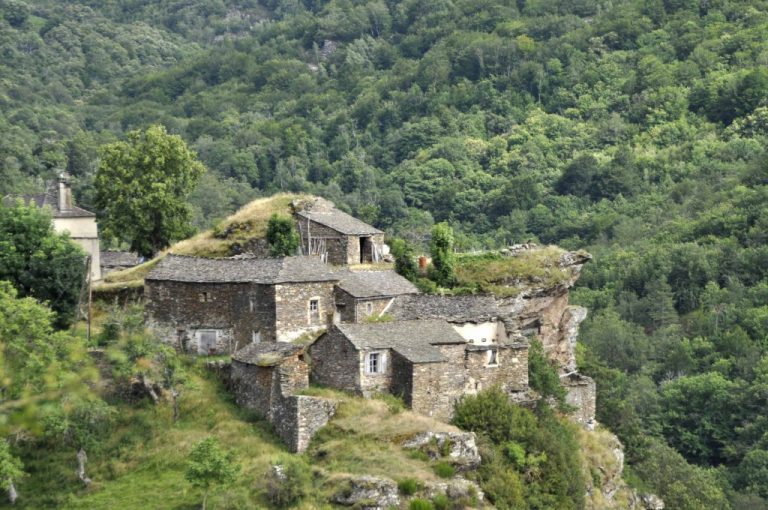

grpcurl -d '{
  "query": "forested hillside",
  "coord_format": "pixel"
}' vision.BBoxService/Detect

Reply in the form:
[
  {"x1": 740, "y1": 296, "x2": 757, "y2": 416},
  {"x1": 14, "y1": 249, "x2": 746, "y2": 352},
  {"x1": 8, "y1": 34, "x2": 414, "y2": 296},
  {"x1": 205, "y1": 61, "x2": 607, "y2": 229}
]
[{"x1": 2, "y1": 0, "x2": 768, "y2": 508}]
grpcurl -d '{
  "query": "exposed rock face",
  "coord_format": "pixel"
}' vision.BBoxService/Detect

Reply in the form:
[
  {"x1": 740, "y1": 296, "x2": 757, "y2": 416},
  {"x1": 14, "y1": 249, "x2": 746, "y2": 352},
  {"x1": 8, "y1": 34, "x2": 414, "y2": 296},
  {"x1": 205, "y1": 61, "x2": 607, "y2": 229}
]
[
  {"x1": 401, "y1": 431, "x2": 482, "y2": 469},
  {"x1": 332, "y1": 475, "x2": 400, "y2": 509},
  {"x1": 423, "y1": 478, "x2": 485, "y2": 502}
]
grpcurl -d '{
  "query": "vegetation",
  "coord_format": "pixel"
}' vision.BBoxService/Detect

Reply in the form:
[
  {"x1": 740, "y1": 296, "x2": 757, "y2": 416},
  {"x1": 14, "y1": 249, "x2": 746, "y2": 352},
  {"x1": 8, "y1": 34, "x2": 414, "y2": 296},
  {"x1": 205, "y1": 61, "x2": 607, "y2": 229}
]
[
  {"x1": 453, "y1": 388, "x2": 584, "y2": 509},
  {"x1": 3, "y1": 0, "x2": 768, "y2": 505},
  {"x1": 0, "y1": 201, "x2": 86, "y2": 327},
  {"x1": 95, "y1": 125, "x2": 206, "y2": 258},
  {"x1": 185, "y1": 437, "x2": 241, "y2": 510},
  {"x1": 265, "y1": 213, "x2": 299, "y2": 256}
]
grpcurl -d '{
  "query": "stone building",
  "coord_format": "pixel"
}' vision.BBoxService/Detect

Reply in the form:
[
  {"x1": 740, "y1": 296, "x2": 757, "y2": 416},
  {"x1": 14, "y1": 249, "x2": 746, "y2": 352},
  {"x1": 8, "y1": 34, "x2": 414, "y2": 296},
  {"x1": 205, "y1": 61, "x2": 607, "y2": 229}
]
[
  {"x1": 231, "y1": 342, "x2": 335, "y2": 452},
  {"x1": 144, "y1": 254, "x2": 338, "y2": 354},
  {"x1": 334, "y1": 269, "x2": 419, "y2": 323},
  {"x1": 310, "y1": 320, "x2": 528, "y2": 420},
  {"x1": 294, "y1": 198, "x2": 385, "y2": 265},
  {"x1": 100, "y1": 251, "x2": 141, "y2": 277},
  {"x1": 5, "y1": 173, "x2": 101, "y2": 281},
  {"x1": 390, "y1": 294, "x2": 508, "y2": 345}
]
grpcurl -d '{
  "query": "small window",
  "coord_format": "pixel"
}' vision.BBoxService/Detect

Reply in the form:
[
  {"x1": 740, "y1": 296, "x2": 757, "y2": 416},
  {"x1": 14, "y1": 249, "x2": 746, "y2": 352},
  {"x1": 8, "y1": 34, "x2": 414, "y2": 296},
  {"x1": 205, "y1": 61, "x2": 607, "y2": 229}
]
[
  {"x1": 199, "y1": 292, "x2": 213, "y2": 302},
  {"x1": 486, "y1": 349, "x2": 499, "y2": 367},
  {"x1": 366, "y1": 302, "x2": 373, "y2": 314},
  {"x1": 249, "y1": 298, "x2": 255, "y2": 312},
  {"x1": 309, "y1": 298, "x2": 320, "y2": 321},
  {"x1": 252, "y1": 330, "x2": 261, "y2": 344},
  {"x1": 366, "y1": 351, "x2": 385, "y2": 374}
]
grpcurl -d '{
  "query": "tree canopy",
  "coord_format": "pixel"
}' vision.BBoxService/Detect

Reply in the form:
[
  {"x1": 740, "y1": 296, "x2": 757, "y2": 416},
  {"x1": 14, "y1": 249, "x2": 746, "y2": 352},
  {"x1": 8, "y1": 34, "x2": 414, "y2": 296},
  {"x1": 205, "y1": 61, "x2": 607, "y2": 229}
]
[{"x1": 95, "y1": 125, "x2": 205, "y2": 258}]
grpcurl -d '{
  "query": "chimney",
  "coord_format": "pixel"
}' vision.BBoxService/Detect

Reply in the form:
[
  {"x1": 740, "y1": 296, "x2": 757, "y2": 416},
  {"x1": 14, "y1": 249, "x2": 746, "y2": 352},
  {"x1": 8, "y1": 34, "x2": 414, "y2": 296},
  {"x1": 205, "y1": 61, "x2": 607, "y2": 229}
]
[{"x1": 58, "y1": 172, "x2": 72, "y2": 211}]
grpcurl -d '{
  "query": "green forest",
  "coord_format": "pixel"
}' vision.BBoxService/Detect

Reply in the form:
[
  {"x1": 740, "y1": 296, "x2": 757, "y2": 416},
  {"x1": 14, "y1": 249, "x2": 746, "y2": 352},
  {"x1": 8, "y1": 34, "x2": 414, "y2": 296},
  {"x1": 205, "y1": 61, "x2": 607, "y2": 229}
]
[{"x1": 1, "y1": 0, "x2": 768, "y2": 508}]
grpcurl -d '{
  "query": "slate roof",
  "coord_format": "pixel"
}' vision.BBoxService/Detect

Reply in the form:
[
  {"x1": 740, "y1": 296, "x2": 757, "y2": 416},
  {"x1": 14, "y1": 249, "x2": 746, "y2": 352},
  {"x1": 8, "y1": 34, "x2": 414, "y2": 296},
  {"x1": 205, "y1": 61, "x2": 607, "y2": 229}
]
[
  {"x1": 333, "y1": 319, "x2": 466, "y2": 363},
  {"x1": 145, "y1": 254, "x2": 338, "y2": 284},
  {"x1": 389, "y1": 294, "x2": 501, "y2": 323},
  {"x1": 335, "y1": 270, "x2": 419, "y2": 298},
  {"x1": 296, "y1": 208, "x2": 382, "y2": 235},
  {"x1": 3, "y1": 193, "x2": 96, "y2": 218},
  {"x1": 101, "y1": 251, "x2": 141, "y2": 268},
  {"x1": 232, "y1": 342, "x2": 305, "y2": 366}
]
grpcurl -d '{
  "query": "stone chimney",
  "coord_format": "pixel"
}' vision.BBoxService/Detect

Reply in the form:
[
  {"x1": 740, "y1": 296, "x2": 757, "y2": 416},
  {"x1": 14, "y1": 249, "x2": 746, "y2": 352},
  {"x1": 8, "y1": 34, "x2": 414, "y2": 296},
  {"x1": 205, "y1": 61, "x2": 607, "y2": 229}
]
[{"x1": 58, "y1": 172, "x2": 72, "y2": 211}]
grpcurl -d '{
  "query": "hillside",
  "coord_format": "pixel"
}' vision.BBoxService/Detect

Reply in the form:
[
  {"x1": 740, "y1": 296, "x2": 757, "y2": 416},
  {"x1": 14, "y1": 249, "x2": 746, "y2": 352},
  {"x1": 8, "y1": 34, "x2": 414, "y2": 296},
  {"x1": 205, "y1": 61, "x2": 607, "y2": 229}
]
[{"x1": 2, "y1": 0, "x2": 768, "y2": 508}]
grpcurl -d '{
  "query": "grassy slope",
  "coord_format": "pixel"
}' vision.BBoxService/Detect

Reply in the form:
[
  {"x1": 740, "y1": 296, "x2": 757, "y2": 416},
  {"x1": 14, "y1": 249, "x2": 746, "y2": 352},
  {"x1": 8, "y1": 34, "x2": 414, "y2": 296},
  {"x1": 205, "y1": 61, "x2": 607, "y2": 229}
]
[
  {"x1": 13, "y1": 360, "x2": 460, "y2": 510},
  {"x1": 94, "y1": 193, "x2": 303, "y2": 293}
]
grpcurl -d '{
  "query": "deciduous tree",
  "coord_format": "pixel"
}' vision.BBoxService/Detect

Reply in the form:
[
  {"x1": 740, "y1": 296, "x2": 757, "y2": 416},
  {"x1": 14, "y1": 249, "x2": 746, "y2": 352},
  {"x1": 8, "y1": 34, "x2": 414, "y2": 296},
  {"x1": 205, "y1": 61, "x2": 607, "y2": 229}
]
[{"x1": 95, "y1": 125, "x2": 205, "y2": 258}]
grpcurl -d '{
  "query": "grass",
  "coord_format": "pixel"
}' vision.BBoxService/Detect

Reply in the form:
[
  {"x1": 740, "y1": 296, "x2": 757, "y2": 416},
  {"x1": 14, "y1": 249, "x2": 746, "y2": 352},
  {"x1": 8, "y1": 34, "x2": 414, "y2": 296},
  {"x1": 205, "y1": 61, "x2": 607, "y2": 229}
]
[
  {"x1": 453, "y1": 245, "x2": 572, "y2": 297},
  {"x1": 93, "y1": 194, "x2": 304, "y2": 293},
  {"x1": 14, "y1": 356, "x2": 457, "y2": 509}
]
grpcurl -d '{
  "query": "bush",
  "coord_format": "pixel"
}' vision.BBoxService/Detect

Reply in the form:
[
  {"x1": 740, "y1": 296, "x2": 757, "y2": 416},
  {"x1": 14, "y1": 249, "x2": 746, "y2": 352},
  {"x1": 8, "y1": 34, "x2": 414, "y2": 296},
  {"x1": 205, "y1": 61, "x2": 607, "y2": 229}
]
[
  {"x1": 432, "y1": 461, "x2": 455, "y2": 478},
  {"x1": 410, "y1": 498, "x2": 435, "y2": 510},
  {"x1": 431, "y1": 494, "x2": 450, "y2": 510},
  {"x1": 267, "y1": 457, "x2": 312, "y2": 508},
  {"x1": 398, "y1": 478, "x2": 420, "y2": 495}
]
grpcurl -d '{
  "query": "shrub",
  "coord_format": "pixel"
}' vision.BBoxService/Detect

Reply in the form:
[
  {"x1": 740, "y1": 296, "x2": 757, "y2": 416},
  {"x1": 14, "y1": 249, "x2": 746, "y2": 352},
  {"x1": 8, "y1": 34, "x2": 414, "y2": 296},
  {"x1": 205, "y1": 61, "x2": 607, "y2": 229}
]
[
  {"x1": 409, "y1": 498, "x2": 435, "y2": 510},
  {"x1": 432, "y1": 461, "x2": 455, "y2": 479},
  {"x1": 267, "y1": 456, "x2": 312, "y2": 508},
  {"x1": 431, "y1": 494, "x2": 450, "y2": 510},
  {"x1": 398, "y1": 478, "x2": 420, "y2": 495}
]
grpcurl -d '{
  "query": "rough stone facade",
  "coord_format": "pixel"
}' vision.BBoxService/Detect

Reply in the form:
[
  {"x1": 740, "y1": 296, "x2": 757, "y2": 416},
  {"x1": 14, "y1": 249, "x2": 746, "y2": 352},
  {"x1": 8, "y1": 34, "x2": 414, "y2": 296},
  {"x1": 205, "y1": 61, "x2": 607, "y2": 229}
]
[
  {"x1": 296, "y1": 216, "x2": 385, "y2": 266},
  {"x1": 275, "y1": 281, "x2": 336, "y2": 342},
  {"x1": 334, "y1": 288, "x2": 393, "y2": 323},
  {"x1": 311, "y1": 323, "x2": 530, "y2": 420},
  {"x1": 230, "y1": 343, "x2": 336, "y2": 452},
  {"x1": 145, "y1": 280, "x2": 254, "y2": 354},
  {"x1": 563, "y1": 373, "x2": 597, "y2": 428}
]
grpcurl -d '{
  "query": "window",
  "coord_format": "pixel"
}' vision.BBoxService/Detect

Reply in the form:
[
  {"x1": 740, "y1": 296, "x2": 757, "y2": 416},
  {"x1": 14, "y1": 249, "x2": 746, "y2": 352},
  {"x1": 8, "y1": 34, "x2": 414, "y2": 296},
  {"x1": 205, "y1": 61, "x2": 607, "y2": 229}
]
[
  {"x1": 366, "y1": 351, "x2": 385, "y2": 374},
  {"x1": 249, "y1": 298, "x2": 255, "y2": 312},
  {"x1": 199, "y1": 292, "x2": 213, "y2": 302},
  {"x1": 486, "y1": 349, "x2": 499, "y2": 367},
  {"x1": 366, "y1": 302, "x2": 373, "y2": 315},
  {"x1": 252, "y1": 330, "x2": 261, "y2": 344},
  {"x1": 308, "y1": 298, "x2": 320, "y2": 323}
]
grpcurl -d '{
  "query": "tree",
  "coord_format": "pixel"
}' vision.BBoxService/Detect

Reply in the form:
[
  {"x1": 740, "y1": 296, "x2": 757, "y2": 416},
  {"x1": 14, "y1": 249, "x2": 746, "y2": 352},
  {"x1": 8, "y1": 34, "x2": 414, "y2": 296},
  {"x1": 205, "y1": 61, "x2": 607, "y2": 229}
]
[
  {"x1": 0, "y1": 201, "x2": 86, "y2": 327},
  {"x1": 390, "y1": 237, "x2": 418, "y2": 281},
  {"x1": 95, "y1": 125, "x2": 205, "y2": 258},
  {"x1": 266, "y1": 214, "x2": 299, "y2": 256},
  {"x1": 528, "y1": 339, "x2": 567, "y2": 407},
  {"x1": 185, "y1": 437, "x2": 240, "y2": 510},
  {"x1": 429, "y1": 222, "x2": 456, "y2": 287},
  {"x1": 0, "y1": 441, "x2": 23, "y2": 505}
]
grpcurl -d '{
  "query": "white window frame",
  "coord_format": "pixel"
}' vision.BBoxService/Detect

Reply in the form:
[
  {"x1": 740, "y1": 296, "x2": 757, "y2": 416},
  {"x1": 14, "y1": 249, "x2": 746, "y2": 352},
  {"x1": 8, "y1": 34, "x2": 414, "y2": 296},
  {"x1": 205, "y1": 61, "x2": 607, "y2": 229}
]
[
  {"x1": 308, "y1": 297, "x2": 321, "y2": 324},
  {"x1": 252, "y1": 330, "x2": 261, "y2": 344},
  {"x1": 199, "y1": 291, "x2": 213, "y2": 303},
  {"x1": 366, "y1": 351, "x2": 386, "y2": 374},
  {"x1": 365, "y1": 301, "x2": 373, "y2": 315}
]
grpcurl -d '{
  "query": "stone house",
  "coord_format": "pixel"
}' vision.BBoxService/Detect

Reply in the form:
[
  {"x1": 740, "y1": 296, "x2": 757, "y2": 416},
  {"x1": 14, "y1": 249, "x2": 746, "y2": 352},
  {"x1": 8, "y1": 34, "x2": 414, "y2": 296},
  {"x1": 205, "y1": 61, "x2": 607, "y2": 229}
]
[
  {"x1": 390, "y1": 294, "x2": 508, "y2": 346},
  {"x1": 5, "y1": 173, "x2": 101, "y2": 281},
  {"x1": 334, "y1": 270, "x2": 419, "y2": 323},
  {"x1": 310, "y1": 320, "x2": 528, "y2": 420},
  {"x1": 230, "y1": 342, "x2": 335, "y2": 452},
  {"x1": 294, "y1": 199, "x2": 385, "y2": 265},
  {"x1": 144, "y1": 254, "x2": 338, "y2": 354},
  {"x1": 100, "y1": 251, "x2": 141, "y2": 277}
]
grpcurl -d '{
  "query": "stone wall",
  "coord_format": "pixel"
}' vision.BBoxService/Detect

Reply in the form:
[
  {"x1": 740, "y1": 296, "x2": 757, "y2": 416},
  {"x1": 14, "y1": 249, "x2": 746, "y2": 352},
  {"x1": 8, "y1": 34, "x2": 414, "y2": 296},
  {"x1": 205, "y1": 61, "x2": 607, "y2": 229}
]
[
  {"x1": 275, "y1": 281, "x2": 335, "y2": 342},
  {"x1": 296, "y1": 218, "x2": 350, "y2": 265},
  {"x1": 145, "y1": 280, "x2": 252, "y2": 353},
  {"x1": 465, "y1": 344, "x2": 529, "y2": 393},
  {"x1": 309, "y1": 329, "x2": 361, "y2": 392},
  {"x1": 272, "y1": 395, "x2": 337, "y2": 452},
  {"x1": 145, "y1": 280, "x2": 278, "y2": 353},
  {"x1": 563, "y1": 373, "x2": 596, "y2": 428},
  {"x1": 335, "y1": 289, "x2": 393, "y2": 323}
]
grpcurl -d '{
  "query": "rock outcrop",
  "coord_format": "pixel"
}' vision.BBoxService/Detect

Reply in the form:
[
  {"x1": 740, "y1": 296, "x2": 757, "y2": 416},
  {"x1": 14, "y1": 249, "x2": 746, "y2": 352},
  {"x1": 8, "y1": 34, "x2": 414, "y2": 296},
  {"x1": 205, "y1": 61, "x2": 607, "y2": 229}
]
[
  {"x1": 332, "y1": 475, "x2": 400, "y2": 509},
  {"x1": 402, "y1": 431, "x2": 482, "y2": 470}
]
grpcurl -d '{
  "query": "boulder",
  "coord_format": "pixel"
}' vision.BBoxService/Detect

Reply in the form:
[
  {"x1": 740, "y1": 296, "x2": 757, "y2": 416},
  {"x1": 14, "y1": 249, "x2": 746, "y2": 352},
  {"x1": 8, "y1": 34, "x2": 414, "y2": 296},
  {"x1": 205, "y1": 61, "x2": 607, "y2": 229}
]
[
  {"x1": 424, "y1": 478, "x2": 485, "y2": 502},
  {"x1": 332, "y1": 475, "x2": 400, "y2": 510},
  {"x1": 402, "y1": 431, "x2": 481, "y2": 469}
]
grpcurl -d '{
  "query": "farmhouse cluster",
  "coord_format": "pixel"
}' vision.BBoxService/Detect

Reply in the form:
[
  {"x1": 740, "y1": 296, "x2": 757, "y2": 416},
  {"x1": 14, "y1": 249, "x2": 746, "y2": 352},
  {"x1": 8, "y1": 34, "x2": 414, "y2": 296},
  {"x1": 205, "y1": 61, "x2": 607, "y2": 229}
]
[{"x1": 144, "y1": 197, "x2": 595, "y2": 451}]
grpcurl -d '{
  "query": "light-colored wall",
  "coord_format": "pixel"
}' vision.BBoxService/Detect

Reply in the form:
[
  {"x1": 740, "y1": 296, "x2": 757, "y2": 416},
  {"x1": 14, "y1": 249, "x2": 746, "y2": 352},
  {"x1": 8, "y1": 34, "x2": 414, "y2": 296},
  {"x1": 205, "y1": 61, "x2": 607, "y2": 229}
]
[
  {"x1": 53, "y1": 217, "x2": 101, "y2": 281},
  {"x1": 451, "y1": 321, "x2": 503, "y2": 344}
]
